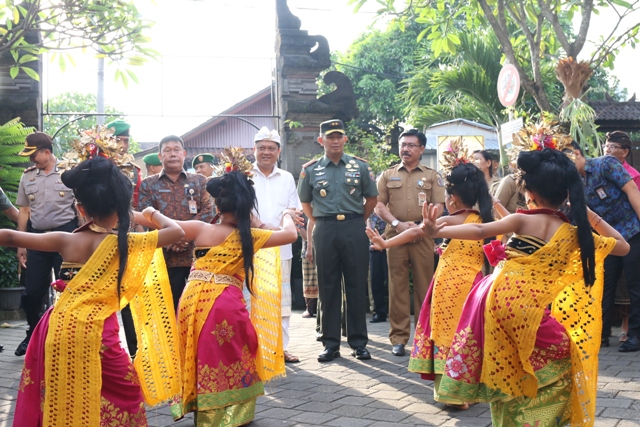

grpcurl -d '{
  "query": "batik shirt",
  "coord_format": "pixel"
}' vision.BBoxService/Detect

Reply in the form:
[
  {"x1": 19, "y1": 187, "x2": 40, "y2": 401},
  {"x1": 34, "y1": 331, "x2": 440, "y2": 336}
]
[{"x1": 583, "y1": 156, "x2": 640, "y2": 241}]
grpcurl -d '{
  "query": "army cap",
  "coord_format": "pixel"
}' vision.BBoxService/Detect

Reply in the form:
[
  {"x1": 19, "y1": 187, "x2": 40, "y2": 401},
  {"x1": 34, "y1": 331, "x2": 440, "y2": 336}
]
[
  {"x1": 320, "y1": 119, "x2": 345, "y2": 135},
  {"x1": 192, "y1": 153, "x2": 216, "y2": 169},
  {"x1": 19, "y1": 132, "x2": 53, "y2": 156},
  {"x1": 143, "y1": 153, "x2": 162, "y2": 166},
  {"x1": 105, "y1": 119, "x2": 130, "y2": 137}
]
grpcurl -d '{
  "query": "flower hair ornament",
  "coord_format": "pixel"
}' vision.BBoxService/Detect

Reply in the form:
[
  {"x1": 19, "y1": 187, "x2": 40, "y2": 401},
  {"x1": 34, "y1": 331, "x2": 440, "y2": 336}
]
[
  {"x1": 510, "y1": 119, "x2": 573, "y2": 161},
  {"x1": 213, "y1": 147, "x2": 254, "y2": 180},
  {"x1": 57, "y1": 125, "x2": 136, "y2": 179},
  {"x1": 440, "y1": 137, "x2": 473, "y2": 187}
]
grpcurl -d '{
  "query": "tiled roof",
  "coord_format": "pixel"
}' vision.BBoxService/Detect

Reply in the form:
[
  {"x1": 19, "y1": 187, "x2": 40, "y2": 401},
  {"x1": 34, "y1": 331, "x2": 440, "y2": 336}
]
[{"x1": 589, "y1": 95, "x2": 640, "y2": 121}]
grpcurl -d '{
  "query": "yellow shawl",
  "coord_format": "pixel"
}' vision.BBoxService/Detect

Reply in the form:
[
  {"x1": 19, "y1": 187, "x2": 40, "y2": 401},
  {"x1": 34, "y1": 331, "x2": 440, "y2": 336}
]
[
  {"x1": 430, "y1": 213, "x2": 484, "y2": 346},
  {"x1": 481, "y1": 223, "x2": 615, "y2": 426},
  {"x1": 176, "y1": 229, "x2": 283, "y2": 414},
  {"x1": 43, "y1": 231, "x2": 181, "y2": 427}
]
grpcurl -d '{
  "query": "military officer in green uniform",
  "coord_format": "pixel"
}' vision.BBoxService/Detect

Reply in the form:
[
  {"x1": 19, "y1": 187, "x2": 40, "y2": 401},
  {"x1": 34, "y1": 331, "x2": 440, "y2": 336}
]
[
  {"x1": 142, "y1": 153, "x2": 163, "y2": 177},
  {"x1": 105, "y1": 119, "x2": 142, "y2": 209},
  {"x1": 192, "y1": 153, "x2": 216, "y2": 178},
  {"x1": 297, "y1": 119, "x2": 378, "y2": 362}
]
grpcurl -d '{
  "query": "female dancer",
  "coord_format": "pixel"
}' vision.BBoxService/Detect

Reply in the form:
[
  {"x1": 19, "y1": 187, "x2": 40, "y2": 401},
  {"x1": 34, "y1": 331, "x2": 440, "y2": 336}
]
[
  {"x1": 12, "y1": 156, "x2": 184, "y2": 426},
  {"x1": 367, "y1": 151, "x2": 493, "y2": 409},
  {"x1": 421, "y1": 147, "x2": 629, "y2": 426},
  {"x1": 143, "y1": 168, "x2": 298, "y2": 427}
]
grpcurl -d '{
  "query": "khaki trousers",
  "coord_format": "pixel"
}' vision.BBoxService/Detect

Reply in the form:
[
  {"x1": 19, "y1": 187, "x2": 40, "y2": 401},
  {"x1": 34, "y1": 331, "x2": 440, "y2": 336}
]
[{"x1": 386, "y1": 234, "x2": 434, "y2": 345}]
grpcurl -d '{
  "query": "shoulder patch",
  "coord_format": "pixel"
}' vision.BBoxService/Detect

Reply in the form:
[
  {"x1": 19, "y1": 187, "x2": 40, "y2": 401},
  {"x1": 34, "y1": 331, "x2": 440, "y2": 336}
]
[
  {"x1": 23, "y1": 165, "x2": 37, "y2": 173},
  {"x1": 302, "y1": 158, "x2": 319, "y2": 168},
  {"x1": 352, "y1": 155, "x2": 368, "y2": 163}
]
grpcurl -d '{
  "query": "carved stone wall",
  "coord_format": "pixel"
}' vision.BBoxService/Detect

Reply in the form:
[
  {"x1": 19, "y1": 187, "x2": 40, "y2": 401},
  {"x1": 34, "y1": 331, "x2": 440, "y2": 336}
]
[{"x1": 275, "y1": 0, "x2": 357, "y2": 174}]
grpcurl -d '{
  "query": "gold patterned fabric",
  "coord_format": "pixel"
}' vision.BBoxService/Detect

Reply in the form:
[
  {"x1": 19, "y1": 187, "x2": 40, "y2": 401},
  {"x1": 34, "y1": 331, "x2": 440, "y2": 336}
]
[
  {"x1": 430, "y1": 213, "x2": 484, "y2": 346},
  {"x1": 175, "y1": 229, "x2": 282, "y2": 419},
  {"x1": 481, "y1": 223, "x2": 616, "y2": 426},
  {"x1": 43, "y1": 231, "x2": 181, "y2": 426}
]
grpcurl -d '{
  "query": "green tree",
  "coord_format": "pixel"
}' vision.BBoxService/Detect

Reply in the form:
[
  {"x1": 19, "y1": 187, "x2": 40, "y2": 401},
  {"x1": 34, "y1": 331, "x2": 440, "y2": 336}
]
[
  {"x1": 0, "y1": 0, "x2": 156, "y2": 84},
  {"x1": 351, "y1": 0, "x2": 640, "y2": 112},
  {"x1": 43, "y1": 92, "x2": 140, "y2": 155},
  {"x1": 0, "y1": 118, "x2": 33, "y2": 229}
]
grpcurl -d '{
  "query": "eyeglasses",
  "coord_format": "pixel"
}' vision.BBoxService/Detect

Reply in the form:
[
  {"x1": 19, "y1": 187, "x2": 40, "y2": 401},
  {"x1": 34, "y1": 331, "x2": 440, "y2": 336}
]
[
  {"x1": 604, "y1": 143, "x2": 624, "y2": 150},
  {"x1": 256, "y1": 146, "x2": 278, "y2": 153},
  {"x1": 161, "y1": 147, "x2": 184, "y2": 154},
  {"x1": 400, "y1": 143, "x2": 421, "y2": 149}
]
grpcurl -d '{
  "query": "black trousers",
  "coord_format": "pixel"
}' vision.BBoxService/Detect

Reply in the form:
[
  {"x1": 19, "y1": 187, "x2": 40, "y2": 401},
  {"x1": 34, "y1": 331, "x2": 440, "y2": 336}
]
[
  {"x1": 168, "y1": 266, "x2": 192, "y2": 312},
  {"x1": 313, "y1": 217, "x2": 369, "y2": 349},
  {"x1": 22, "y1": 219, "x2": 78, "y2": 335},
  {"x1": 369, "y1": 249, "x2": 388, "y2": 318},
  {"x1": 602, "y1": 232, "x2": 640, "y2": 339}
]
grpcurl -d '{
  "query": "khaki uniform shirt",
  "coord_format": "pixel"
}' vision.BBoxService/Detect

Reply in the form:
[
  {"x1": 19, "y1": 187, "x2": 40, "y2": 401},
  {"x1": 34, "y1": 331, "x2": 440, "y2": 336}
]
[
  {"x1": 494, "y1": 174, "x2": 525, "y2": 214},
  {"x1": 377, "y1": 163, "x2": 445, "y2": 223},
  {"x1": 297, "y1": 153, "x2": 378, "y2": 217},
  {"x1": 16, "y1": 162, "x2": 75, "y2": 230}
]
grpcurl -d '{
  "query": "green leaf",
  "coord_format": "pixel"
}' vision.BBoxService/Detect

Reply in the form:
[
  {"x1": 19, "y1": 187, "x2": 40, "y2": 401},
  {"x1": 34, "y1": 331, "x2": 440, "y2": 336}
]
[
  {"x1": 21, "y1": 67, "x2": 39, "y2": 81},
  {"x1": 12, "y1": 6, "x2": 19, "y2": 24},
  {"x1": 9, "y1": 66, "x2": 19, "y2": 79},
  {"x1": 611, "y1": 0, "x2": 632, "y2": 8},
  {"x1": 417, "y1": 28, "x2": 429, "y2": 42},
  {"x1": 18, "y1": 54, "x2": 38, "y2": 64},
  {"x1": 126, "y1": 69, "x2": 139, "y2": 84},
  {"x1": 58, "y1": 54, "x2": 66, "y2": 72},
  {"x1": 427, "y1": 30, "x2": 441, "y2": 40}
]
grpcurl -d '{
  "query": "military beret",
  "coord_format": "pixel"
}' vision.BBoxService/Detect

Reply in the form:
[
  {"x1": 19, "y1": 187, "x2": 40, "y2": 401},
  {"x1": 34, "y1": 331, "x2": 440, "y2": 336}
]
[
  {"x1": 320, "y1": 119, "x2": 345, "y2": 135},
  {"x1": 192, "y1": 153, "x2": 215, "y2": 168},
  {"x1": 142, "y1": 153, "x2": 162, "y2": 166},
  {"x1": 105, "y1": 119, "x2": 130, "y2": 137}
]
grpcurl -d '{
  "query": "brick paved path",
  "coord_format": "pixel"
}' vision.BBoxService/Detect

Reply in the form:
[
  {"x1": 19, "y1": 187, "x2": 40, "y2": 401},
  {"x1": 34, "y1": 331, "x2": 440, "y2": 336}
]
[{"x1": 1, "y1": 312, "x2": 639, "y2": 426}]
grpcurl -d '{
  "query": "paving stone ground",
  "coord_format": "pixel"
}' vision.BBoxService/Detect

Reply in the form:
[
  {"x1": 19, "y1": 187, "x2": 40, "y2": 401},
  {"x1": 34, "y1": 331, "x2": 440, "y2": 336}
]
[{"x1": 1, "y1": 311, "x2": 639, "y2": 426}]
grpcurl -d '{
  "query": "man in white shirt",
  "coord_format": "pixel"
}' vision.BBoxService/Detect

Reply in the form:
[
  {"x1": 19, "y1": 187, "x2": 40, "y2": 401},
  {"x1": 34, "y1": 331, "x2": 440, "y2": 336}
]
[{"x1": 252, "y1": 127, "x2": 303, "y2": 363}]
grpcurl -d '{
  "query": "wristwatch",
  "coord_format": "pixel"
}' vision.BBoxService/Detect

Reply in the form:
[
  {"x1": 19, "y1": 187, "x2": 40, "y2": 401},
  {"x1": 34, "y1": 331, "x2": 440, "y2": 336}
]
[{"x1": 391, "y1": 219, "x2": 399, "y2": 227}]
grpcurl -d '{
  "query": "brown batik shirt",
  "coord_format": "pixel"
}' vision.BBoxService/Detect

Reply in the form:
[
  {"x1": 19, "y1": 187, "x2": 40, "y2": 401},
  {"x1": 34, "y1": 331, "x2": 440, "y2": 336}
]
[{"x1": 137, "y1": 169, "x2": 214, "y2": 268}]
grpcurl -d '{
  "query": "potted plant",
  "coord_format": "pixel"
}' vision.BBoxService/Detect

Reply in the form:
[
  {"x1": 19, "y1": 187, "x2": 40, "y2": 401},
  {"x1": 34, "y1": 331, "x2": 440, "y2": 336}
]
[{"x1": 0, "y1": 246, "x2": 23, "y2": 310}]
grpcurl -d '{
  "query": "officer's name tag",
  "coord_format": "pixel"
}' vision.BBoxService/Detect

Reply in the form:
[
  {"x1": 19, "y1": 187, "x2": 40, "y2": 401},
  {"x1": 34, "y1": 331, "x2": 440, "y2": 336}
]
[
  {"x1": 418, "y1": 192, "x2": 427, "y2": 207},
  {"x1": 595, "y1": 186, "x2": 608, "y2": 200},
  {"x1": 188, "y1": 199, "x2": 198, "y2": 214}
]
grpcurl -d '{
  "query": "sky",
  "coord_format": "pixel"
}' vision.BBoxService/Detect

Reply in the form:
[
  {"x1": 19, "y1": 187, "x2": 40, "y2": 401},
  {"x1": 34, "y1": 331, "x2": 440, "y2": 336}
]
[{"x1": 41, "y1": 0, "x2": 640, "y2": 143}]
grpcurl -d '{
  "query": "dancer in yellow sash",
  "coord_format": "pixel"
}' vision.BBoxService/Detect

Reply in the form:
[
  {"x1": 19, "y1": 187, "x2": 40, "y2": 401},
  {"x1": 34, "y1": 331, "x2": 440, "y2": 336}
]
[
  {"x1": 12, "y1": 154, "x2": 184, "y2": 427},
  {"x1": 137, "y1": 149, "x2": 298, "y2": 427},
  {"x1": 419, "y1": 135, "x2": 629, "y2": 426}
]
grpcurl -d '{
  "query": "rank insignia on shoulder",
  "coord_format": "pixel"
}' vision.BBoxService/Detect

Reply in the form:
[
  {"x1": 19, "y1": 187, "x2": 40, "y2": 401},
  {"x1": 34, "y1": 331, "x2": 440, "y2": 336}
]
[
  {"x1": 302, "y1": 158, "x2": 319, "y2": 168},
  {"x1": 352, "y1": 155, "x2": 368, "y2": 163},
  {"x1": 23, "y1": 165, "x2": 37, "y2": 173}
]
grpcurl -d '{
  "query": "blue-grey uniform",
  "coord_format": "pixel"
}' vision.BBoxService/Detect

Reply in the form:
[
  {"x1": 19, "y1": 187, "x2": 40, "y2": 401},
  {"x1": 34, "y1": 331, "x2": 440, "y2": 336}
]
[
  {"x1": 297, "y1": 152, "x2": 378, "y2": 351},
  {"x1": 16, "y1": 162, "x2": 77, "y2": 343}
]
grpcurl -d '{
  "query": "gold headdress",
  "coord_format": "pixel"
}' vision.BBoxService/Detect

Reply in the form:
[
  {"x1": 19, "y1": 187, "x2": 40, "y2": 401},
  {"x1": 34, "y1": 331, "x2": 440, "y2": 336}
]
[
  {"x1": 57, "y1": 125, "x2": 136, "y2": 180},
  {"x1": 440, "y1": 137, "x2": 473, "y2": 186},
  {"x1": 212, "y1": 147, "x2": 254, "y2": 180},
  {"x1": 509, "y1": 119, "x2": 573, "y2": 164}
]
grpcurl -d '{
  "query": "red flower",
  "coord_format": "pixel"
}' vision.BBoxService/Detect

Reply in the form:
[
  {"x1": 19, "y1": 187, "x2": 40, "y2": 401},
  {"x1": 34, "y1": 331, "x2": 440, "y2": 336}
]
[
  {"x1": 51, "y1": 279, "x2": 67, "y2": 293},
  {"x1": 483, "y1": 240, "x2": 507, "y2": 266}
]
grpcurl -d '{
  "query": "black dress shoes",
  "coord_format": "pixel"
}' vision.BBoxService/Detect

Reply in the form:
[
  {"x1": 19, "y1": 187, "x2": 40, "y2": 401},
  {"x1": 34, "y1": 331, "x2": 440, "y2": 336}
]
[
  {"x1": 601, "y1": 336, "x2": 610, "y2": 348},
  {"x1": 15, "y1": 336, "x2": 30, "y2": 356},
  {"x1": 318, "y1": 347, "x2": 340, "y2": 362},
  {"x1": 392, "y1": 344, "x2": 406, "y2": 356},
  {"x1": 370, "y1": 313, "x2": 386, "y2": 323},
  {"x1": 351, "y1": 346, "x2": 371, "y2": 360},
  {"x1": 619, "y1": 335, "x2": 640, "y2": 352}
]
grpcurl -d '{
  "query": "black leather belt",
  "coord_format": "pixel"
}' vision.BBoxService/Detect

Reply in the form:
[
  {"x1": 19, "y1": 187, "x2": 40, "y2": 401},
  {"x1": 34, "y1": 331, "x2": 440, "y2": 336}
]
[
  {"x1": 32, "y1": 218, "x2": 78, "y2": 233},
  {"x1": 316, "y1": 214, "x2": 362, "y2": 222}
]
